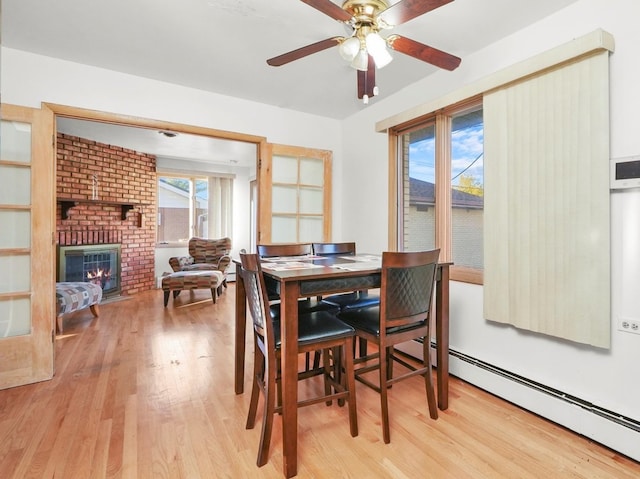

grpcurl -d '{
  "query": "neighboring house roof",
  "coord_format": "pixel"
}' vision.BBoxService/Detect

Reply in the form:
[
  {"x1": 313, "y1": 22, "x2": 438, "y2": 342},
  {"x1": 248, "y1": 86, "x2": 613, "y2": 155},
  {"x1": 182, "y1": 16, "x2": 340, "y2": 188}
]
[
  {"x1": 409, "y1": 177, "x2": 483, "y2": 209},
  {"x1": 158, "y1": 179, "x2": 207, "y2": 208}
]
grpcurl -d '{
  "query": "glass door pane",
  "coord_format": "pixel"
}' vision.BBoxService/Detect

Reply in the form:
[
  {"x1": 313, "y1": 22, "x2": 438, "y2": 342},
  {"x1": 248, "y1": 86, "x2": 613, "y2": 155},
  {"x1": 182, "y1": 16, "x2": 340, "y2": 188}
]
[{"x1": 0, "y1": 120, "x2": 33, "y2": 338}]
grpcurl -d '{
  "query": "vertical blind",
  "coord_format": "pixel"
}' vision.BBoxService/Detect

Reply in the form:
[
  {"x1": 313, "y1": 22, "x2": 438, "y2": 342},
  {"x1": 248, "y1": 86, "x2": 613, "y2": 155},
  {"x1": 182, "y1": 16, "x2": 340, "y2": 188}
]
[
  {"x1": 208, "y1": 176, "x2": 233, "y2": 239},
  {"x1": 483, "y1": 51, "x2": 611, "y2": 348}
]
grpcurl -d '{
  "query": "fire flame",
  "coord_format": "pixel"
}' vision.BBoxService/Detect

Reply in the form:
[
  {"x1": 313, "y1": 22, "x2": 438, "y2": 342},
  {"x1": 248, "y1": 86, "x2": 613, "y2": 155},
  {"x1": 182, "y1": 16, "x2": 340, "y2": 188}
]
[{"x1": 87, "y1": 268, "x2": 110, "y2": 279}]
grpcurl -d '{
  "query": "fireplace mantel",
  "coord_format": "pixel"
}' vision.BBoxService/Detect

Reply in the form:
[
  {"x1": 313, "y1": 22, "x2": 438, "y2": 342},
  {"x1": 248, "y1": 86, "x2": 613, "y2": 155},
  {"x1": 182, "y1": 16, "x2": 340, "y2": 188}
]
[{"x1": 58, "y1": 198, "x2": 148, "y2": 222}]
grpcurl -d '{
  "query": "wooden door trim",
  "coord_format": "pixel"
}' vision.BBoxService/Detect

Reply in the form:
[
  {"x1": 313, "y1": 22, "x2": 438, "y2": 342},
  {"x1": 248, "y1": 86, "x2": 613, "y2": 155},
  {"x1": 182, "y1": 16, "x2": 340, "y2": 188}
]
[{"x1": 43, "y1": 103, "x2": 267, "y2": 144}]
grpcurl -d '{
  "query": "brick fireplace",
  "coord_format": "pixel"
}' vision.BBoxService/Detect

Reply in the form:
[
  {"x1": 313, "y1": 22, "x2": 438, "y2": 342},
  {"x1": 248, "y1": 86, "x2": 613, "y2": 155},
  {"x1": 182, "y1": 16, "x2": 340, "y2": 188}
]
[{"x1": 56, "y1": 133, "x2": 157, "y2": 296}]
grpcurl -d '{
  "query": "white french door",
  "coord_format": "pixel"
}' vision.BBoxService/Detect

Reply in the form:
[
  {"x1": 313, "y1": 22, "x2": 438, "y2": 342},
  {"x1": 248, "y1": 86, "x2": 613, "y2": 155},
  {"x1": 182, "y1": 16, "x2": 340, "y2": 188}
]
[{"x1": 0, "y1": 104, "x2": 55, "y2": 389}]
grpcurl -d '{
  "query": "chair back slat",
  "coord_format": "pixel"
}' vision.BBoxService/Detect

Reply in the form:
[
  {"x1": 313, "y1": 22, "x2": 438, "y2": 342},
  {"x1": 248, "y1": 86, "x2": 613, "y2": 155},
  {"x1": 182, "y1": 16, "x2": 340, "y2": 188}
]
[
  {"x1": 257, "y1": 243, "x2": 312, "y2": 258},
  {"x1": 312, "y1": 242, "x2": 356, "y2": 256}
]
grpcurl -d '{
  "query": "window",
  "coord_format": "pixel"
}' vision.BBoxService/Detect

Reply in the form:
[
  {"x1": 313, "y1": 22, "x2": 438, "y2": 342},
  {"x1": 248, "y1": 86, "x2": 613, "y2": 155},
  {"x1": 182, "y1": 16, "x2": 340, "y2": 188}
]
[
  {"x1": 386, "y1": 30, "x2": 612, "y2": 345},
  {"x1": 157, "y1": 175, "x2": 208, "y2": 243},
  {"x1": 394, "y1": 99, "x2": 484, "y2": 284}
]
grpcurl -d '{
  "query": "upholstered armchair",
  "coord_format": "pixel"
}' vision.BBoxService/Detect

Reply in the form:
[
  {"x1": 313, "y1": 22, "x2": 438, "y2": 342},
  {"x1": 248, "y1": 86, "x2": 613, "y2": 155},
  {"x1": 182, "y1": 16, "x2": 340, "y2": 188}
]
[{"x1": 168, "y1": 237, "x2": 232, "y2": 288}]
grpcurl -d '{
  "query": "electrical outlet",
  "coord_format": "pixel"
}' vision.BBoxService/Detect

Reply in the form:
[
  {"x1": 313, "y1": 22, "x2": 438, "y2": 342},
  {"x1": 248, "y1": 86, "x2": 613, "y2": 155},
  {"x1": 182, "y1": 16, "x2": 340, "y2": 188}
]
[{"x1": 619, "y1": 317, "x2": 640, "y2": 335}]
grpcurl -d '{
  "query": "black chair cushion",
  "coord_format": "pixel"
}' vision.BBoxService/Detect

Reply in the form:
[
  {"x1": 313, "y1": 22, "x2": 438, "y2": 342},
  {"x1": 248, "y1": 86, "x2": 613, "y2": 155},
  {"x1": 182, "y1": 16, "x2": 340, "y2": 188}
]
[
  {"x1": 270, "y1": 298, "x2": 340, "y2": 320},
  {"x1": 339, "y1": 306, "x2": 427, "y2": 336},
  {"x1": 321, "y1": 292, "x2": 380, "y2": 311},
  {"x1": 272, "y1": 311, "x2": 355, "y2": 348}
]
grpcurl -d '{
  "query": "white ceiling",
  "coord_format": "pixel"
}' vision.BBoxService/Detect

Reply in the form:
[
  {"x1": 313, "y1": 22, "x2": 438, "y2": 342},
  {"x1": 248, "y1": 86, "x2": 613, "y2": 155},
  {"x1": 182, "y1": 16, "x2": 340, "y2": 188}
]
[{"x1": 2, "y1": 0, "x2": 580, "y2": 163}]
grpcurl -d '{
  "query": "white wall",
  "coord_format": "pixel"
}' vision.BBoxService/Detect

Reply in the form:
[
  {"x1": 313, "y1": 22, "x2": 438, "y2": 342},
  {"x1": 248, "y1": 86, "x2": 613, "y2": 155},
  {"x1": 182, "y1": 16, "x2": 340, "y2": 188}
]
[{"x1": 342, "y1": 0, "x2": 640, "y2": 459}]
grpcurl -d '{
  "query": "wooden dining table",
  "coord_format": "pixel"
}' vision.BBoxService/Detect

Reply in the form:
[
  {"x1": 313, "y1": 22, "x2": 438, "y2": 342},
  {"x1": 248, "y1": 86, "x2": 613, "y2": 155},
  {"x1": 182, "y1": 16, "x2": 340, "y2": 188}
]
[{"x1": 234, "y1": 254, "x2": 451, "y2": 478}]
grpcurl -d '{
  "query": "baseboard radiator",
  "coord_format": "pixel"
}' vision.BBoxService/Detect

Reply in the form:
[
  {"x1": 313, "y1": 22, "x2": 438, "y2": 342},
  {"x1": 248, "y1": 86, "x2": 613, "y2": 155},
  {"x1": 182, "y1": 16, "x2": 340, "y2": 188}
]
[{"x1": 397, "y1": 339, "x2": 640, "y2": 461}]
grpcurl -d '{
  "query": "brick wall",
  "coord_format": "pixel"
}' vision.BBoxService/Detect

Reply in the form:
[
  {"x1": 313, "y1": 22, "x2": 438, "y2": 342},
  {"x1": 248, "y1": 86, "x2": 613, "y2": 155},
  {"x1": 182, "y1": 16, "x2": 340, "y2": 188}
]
[{"x1": 56, "y1": 133, "x2": 157, "y2": 295}]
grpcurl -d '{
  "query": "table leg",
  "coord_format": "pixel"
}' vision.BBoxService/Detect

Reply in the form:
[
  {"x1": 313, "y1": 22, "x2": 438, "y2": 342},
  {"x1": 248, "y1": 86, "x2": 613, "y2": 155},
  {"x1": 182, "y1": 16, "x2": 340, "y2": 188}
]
[
  {"x1": 280, "y1": 281, "x2": 300, "y2": 478},
  {"x1": 234, "y1": 264, "x2": 247, "y2": 395},
  {"x1": 435, "y1": 264, "x2": 450, "y2": 410}
]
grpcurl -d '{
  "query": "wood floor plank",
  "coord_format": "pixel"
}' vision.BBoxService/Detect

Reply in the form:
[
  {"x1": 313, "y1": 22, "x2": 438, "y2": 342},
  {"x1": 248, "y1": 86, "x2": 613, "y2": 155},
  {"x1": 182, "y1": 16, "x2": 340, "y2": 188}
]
[{"x1": 0, "y1": 285, "x2": 638, "y2": 478}]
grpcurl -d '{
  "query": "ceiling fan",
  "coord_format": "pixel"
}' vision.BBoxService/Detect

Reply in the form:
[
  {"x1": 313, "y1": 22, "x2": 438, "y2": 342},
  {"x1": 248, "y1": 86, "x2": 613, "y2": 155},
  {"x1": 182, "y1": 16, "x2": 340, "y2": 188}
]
[{"x1": 267, "y1": 0, "x2": 462, "y2": 103}]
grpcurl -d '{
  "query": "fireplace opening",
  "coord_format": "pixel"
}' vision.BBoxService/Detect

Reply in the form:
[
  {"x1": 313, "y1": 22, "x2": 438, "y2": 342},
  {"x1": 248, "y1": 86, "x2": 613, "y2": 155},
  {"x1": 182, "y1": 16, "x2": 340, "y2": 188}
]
[{"x1": 58, "y1": 243, "x2": 121, "y2": 298}]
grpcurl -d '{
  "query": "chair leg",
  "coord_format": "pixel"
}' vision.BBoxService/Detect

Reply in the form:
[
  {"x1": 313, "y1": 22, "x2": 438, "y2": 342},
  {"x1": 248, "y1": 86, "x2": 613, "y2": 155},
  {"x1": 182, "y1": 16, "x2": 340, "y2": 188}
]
[
  {"x1": 56, "y1": 314, "x2": 64, "y2": 334},
  {"x1": 387, "y1": 346, "x2": 394, "y2": 382},
  {"x1": 304, "y1": 352, "x2": 311, "y2": 372},
  {"x1": 323, "y1": 348, "x2": 333, "y2": 406},
  {"x1": 333, "y1": 346, "x2": 343, "y2": 387},
  {"x1": 246, "y1": 342, "x2": 263, "y2": 429},
  {"x1": 423, "y1": 336, "x2": 438, "y2": 420},
  {"x1": 163, "y1": 291, "x2": 170, "y2": 307},
  {"x1": 343, "y1": 338, "x2": 358, "y2": 437},
  {"x1": 89, "y1": 304, "x2": 100, "y2": 317},
  {"x1": 210, "y1": 288, "x2": 217, "y2": 304},
  {"x1": 379, "y1": 344, "x2": 392, "y2": 444},
  {"x1": 358, "y1": 338, "x2": 368, "y2": 358},
  {"x1": 276, "y1": 357, "x2": 282, "y2": 412},
  {"x1": 312, "y1": 350, "x2": 321, "y2": 369},
  {"x1": 257, "y1": 353, "x2": 277, "y2": 467}
]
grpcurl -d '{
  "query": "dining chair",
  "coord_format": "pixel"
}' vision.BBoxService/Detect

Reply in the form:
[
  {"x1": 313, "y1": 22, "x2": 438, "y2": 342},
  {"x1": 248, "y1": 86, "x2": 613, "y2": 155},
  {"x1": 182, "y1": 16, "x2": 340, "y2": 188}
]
[
  {"x1": 240, "y1": 252, "x2": 358, "y2": 467},
  {"x1": 256, "y1": 243, "x2": 313, "y2": 302},
  {"x1": 312, "y1": 242, "x2": 380, "y2": 311},
  {"x1": 312, "y1": 242, "x2": 379, "y2": 363},
  {"x1": 337, "y1": 249, "x2": 440, "y2": 444},
  {"x1": 257, "y1": 243, "x2": 340, "y2": 372},
  {"x1": 257, "y1": 243, "x2": 331, "y2": 315}
]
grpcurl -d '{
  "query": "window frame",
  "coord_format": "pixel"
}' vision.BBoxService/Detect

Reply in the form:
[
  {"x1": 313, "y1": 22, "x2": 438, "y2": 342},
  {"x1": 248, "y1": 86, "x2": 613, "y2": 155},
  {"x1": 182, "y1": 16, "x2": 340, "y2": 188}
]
[
  {"x1": 389, "y1": 96, "x2": 484, "y2": 285},
  {"x1": 156, "y1": 173, "x2": 209, "y2": 246}
]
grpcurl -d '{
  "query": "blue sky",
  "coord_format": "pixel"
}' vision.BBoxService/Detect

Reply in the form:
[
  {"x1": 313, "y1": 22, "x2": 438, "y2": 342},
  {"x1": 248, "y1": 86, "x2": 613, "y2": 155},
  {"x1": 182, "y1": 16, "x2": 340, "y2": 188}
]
[{"x1": 409, "y1": 124, "x2": 484, "y2": 187}]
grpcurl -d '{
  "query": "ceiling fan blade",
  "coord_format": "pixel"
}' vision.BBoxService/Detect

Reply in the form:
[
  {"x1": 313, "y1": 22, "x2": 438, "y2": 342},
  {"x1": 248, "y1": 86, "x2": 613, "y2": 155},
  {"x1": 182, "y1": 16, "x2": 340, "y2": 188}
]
[
  {"x1": 379, "y1": 0, "x2": 454, "y2": 27},
  {"x1": 300, "y1": 0, "x2": 353, "y2": 22},
  {"x1": 267, "y1": 37, "x2": 342, "y2": 67},
  {"x1": 357, "y1": 55, "x2": 376, "y2": 99},
  {"x1": 388, "y1": 35, "x2": 461, "y2": 71}
]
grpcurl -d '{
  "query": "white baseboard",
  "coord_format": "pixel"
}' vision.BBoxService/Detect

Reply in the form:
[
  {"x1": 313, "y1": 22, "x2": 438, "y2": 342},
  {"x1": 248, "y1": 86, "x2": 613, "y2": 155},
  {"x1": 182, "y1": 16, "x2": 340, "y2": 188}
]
[{"x1": 395, "y1": 340, "x2": 640, "y2": 462}]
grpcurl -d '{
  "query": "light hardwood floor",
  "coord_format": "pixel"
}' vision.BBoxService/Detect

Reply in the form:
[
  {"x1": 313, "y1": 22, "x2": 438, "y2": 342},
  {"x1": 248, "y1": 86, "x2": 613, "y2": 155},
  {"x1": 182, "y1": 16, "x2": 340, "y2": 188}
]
[{"x1": 1, "y1": 284, "x2": 638, "y2": 478}]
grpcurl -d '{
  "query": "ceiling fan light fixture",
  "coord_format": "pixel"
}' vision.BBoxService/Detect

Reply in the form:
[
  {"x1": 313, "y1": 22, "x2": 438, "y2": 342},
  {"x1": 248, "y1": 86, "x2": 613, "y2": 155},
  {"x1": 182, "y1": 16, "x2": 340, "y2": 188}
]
[
  {"x1": 339, "y1": 36, "x2": 361, "y2": 62},
  {"x1": 351, "y1": 48, "x2": 369, "y2": 71},
  {"x1": 373, "y1": 46, "x2": 393, "y2": 68},
  {"x1": 365, "y1": 31, "x2": 393, "y2": 68}
]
